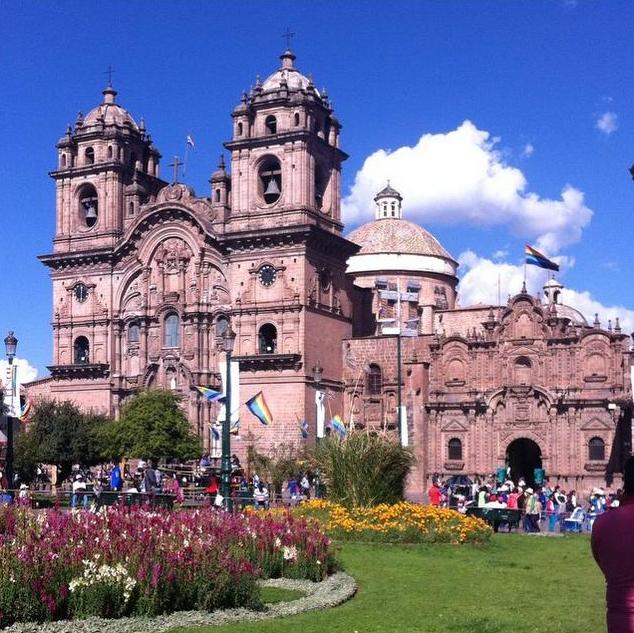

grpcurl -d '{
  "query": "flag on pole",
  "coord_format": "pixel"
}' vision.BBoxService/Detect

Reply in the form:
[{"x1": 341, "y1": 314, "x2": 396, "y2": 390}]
[
  {"x1": 211, "y1": 426, "x2": 220, "y2": 441},
  {"x1": 245, "y1": 391, "x2": 273, "y2": 426},
  {"x1": 19, "y1": 397, "x2": 32, "y2": 421},
  {"x1": 186, "y1": 134, "x2": 195, "y2": 149},
  {"x1": 525, "y1": 245, "x2": 559, "y2": 271},
  {"x1": 195, "y1": 386, "x2": 225, "y2": 403},
  {"x1": 328, "y1": 415, "x2": 347, "y2": 438},
  {"x1": 299, "y1": 419, "x2": 309, "y2": 439}
]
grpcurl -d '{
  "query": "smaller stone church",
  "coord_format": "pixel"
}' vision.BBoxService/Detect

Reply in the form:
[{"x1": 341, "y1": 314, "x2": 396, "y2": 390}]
[{"x1": 26, "y1": 48, "x2": 633, "y2": 498}]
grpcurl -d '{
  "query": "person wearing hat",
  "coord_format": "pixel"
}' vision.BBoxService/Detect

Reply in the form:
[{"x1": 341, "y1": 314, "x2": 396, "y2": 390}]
[
  {"x1": 524, "y1": 488, "x2": 541, "y2": 532},
  {"x1": 592, "y1": 456, "x2": 634, "y2": 632}
]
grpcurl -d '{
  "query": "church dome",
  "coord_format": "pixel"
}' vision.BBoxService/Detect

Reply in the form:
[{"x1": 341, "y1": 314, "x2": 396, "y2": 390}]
[
  {"x1": 542, "y1": 277, "x2": 588, "y2": 325},
  {"x1": 348, "y1": 218, "x2": 453, "y2": 260},
  {"x1": 260, "y1": 50, "x2": 321, "y2": 96},
  {"x1": 551, "y1": 304, "x2": 588, "y2": 326},
  {"x1": 82, "y1": 86, "x2": 140, "y2": 131},
  {"x1": 346, "y1": 185, "x2": 458, "y2": 279}
]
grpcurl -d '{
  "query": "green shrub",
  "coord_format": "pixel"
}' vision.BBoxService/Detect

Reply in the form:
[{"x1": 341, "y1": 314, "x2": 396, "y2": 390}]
[{"x1": 314, "y1": 431, "x2": 415, "y2": 508}]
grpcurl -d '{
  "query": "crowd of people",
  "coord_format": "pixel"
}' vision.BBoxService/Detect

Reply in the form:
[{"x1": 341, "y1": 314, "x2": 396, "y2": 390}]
[
  {"x1": 427, "y1": 473, "x2": 620, "y2": 532},
  {"x1": 1, "y1": 452, "x2": 321, "y2": 511}
]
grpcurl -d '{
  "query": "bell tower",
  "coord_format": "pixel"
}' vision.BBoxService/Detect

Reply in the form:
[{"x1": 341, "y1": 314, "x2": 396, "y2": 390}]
[
  {"x1": 225, "y1": 49, "x2": 347, "y2": 234},
  {"x1": 51, "y1": 83, "x2": 163, "y2": 253},
  {"x1": 219, "y1": 50, "x2": 359, "y2": 450}
]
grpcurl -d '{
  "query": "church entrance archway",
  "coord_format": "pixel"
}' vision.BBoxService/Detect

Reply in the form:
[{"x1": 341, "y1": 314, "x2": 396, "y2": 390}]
[{"x1": 506, "y1": 438, "x2": 542, "y2": 486}]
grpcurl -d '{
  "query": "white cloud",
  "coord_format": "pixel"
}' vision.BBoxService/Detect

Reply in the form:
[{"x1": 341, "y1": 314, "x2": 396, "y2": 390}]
[
  {"x1": 596, "y1": 111, "x2": 618, "y2": 135},
  {"x1": 458, "y1": 251, "x2": 634, "y2": 333},
  {"x1": 521, "y1": 143, "x2": 535, "y2": 158},
  {"x1": 342, "y1": 121, "x2": 593, "y2": 252},
  {"x1": 0, "y1": 357, "x2": 38, "y2": 387}
]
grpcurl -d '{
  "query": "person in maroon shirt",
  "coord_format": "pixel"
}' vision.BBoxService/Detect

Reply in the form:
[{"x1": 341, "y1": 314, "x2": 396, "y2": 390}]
[{"x1": 592, "y1": 456, "x2": 634, "y2": 633}]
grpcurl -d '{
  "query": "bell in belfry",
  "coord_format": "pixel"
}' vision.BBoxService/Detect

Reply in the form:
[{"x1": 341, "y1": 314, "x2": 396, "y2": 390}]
[
  {"x1": 264, "y1": 177, "x2": 280, "y2": 197},
  {"x1": 84, "y1": 203, "x2": 97, "y2": 220}
]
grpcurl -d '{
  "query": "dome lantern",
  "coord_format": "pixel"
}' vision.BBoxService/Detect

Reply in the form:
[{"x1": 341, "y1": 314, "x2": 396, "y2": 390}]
[{"x1": 374, "y1": 181, "x2": 403, "y2": 219}]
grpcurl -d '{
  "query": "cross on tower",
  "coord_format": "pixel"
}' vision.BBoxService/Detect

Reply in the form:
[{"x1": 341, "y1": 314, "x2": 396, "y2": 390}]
[
  {"x1": 104, "y1": 65, "x2": 115, "y2": 87},
  {"x1": 282, "y1": 27, "x2": 295, "y2": 49},
  {"x1": 169, "y1": 156, "x2": 184, "y2": 184}
]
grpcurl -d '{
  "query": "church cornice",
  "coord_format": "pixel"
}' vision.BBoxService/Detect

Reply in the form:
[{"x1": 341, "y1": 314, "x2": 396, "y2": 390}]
[
  {"x1": 224, "y1": 131, "x2": 348, "y2": 161},
  {"x1": 49, "y1": 162, "x2": 131, "y2": 181},
  {"x1": 47, "y1": 363, "x2": 110, "y2": 380},
  {"x1": 220, "y1": 224, "x2": 359, "y2": 258},
  {"x1": 233, "y1": 353, "x2": 302, "y2": 372},
  {"x1": 39, "y1": 247, "x2": 115, "y2": 270}
]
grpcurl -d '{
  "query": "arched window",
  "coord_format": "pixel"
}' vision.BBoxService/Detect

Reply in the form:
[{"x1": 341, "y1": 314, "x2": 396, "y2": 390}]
[
  {"x1": 107, "y1": 145, "x2": 113, "y2": 159},
  {"x1": 215, "y1": 188, "x2": 221, "y2": 203},
  {"x1": 84, "y1": 147, "x2": 94, "y2": 165},
  {"x1": 294, "y1": 112, "x2": 300, "y2": 126},
  {"x1": 315, "y1": 166, "x2": 328, "y2": 210},
  {"x1": 514, "y1": 356, "x2": 532, "y2": 385},
  {"x1": 367, "y1": 364, "x2": 382, "y2": 395},
  {"x1": 258, "y1": 323, "x2": 277, "y2": 354},
  {"x1": 74, "y1": 336, "x2": 90, "y2": 364},
  {"x1": 128, "y1": 321, "x2": 140, "y2": 343},
  {"x1": 589, "y1": 437, "x2": 605, "y2": 461},
  {"x1": 264, "y1": 115, "x2": 277, "y2": 135},
  {"x1": 61, "y1": 154, "x2": 67, "y2": 167},
  {"x1": 448, "y1": 438, "x2": 463, "y2": 461},
  {"x1": 79, "y1": 184, "x2": 98, "y2": 228},
  {"x1": 128, "y1": 201, "x2": 134, "y2": 216},
  {"x1": 237, "y1": 121, "x2": 243, "y2": 136},
  {"x1": 164, "y1": 313, "x2": 180, "y2": 348},
  {"x1": 259, "y1": 156, "x2": 282, "y2": 204},
  {"x1": 215, "y1": 315, "x2": 228, "y2": 338}
]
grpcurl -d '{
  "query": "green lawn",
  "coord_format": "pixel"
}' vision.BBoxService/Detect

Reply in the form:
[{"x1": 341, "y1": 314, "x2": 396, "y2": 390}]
[
  {"x1": 170, "y1": 534, "x2": 605, "y2": 633},
  {"x1": 258, "y1": 587, "x2": 306, "y2": 605}
]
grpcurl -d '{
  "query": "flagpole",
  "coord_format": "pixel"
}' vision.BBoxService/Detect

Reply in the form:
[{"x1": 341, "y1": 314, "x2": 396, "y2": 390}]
[{"x1": 183, "y1": 143, "x2": 190, "y2": 178}]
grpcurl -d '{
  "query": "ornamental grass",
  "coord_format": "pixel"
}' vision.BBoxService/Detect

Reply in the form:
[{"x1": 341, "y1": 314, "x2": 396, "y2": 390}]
[
  {"x1": 0, "y1": 504, "x2": 334, "y2": 628},
  {"x1": 296, "y1": 500, "x2": 492, "y2": 544}
]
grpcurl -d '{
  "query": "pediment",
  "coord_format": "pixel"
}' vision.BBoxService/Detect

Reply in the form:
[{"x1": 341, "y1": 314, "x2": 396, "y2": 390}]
[
  {"x1": 441, "y1": 419, "x2": 468, "y2": 432},
  {"x1": 580, "y1": 417, "x2": 611, "y2": 431}
]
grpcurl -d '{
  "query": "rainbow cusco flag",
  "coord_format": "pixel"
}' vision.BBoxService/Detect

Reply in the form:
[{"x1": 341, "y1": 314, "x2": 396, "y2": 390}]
[
  {"x1": 525, "y1": 245, "x2": 559, "y2": 271},
  {"x1": 245, "y1": 391, "x2": 273, "y2": 426},
  {"x1": 195, "y1": 386, "x2": 225, "y2": 402},
  {"x1": 329, "y1": 415, "x2": 347, "y2": 438}
]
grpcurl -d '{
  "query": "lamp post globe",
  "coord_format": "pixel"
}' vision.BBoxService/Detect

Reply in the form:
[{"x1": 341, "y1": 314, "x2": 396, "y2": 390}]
[
  {"x1": 312, "y1": 360, "x2": 323, "y2": 386},
  {"x1": 221, "y1": 326, "x2": 236, "y2": 511},
  {"x1": 3, "y1": 331, "x2": 17, "y2": 495}
]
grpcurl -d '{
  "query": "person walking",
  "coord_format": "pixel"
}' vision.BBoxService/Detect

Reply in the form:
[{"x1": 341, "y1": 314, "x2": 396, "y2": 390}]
[
  {"x1": 110, "y1": 461, "x2": 123, "y2": 492},
  {"x1": 592, "y1": 456, "x2": 634, "y2": 633}
]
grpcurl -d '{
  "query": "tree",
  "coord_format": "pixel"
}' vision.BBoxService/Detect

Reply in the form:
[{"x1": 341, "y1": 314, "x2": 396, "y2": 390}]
[
  {"x1": 102, "y1": 390, "x2": 201, "y2": 462},
  {"x1": 14, "y1": 399, "x2": 110, "y2": 482},
  {"x1": 246, "y1": 439, "x2": 307, "y2": 494}
]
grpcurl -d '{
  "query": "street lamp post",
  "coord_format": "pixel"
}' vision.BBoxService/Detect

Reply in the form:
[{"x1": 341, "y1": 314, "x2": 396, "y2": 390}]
[
  {"x1": 3, "y1": 331, "x2": 17, "y2": 495},
  {"x1": 221, "y1": 325, "x2": 236, "y2": 511},
  {"x1": 396, "y1": 331, "x2": 402, "y2": 444},
  {"x1": 312, "y1": 360, "x2": 324, "y2": 443}
]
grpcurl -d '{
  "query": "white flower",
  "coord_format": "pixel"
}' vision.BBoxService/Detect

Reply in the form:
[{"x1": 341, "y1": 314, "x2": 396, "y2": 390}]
[
  {"x1": 274, "y1": 537, "x2": 282, "y2": 549},
  {"x1": 282, "y1": 545, "x2": 297, "y2": 561}
]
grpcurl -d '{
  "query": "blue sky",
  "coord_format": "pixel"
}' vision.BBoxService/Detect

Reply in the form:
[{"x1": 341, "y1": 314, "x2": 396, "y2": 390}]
[{"x1": 1, "y1": 0, "x2": 633, "y2": 378}]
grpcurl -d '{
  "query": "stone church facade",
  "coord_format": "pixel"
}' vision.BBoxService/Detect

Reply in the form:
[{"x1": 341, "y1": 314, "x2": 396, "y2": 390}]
[{"x1": 28, "y1": 49, "x2": 633, "y2": 498}]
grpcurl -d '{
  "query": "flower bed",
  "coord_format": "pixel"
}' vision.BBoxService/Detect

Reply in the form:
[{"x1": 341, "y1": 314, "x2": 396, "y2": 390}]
[
  {"x1": 0, "y1": 504, "x2": 335, "y2": 628},
  {"x1": 295, "y1": 500, "x2": 492, "y2": 544}
]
